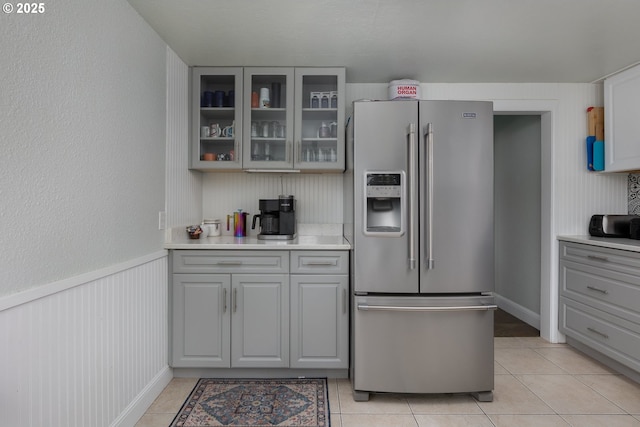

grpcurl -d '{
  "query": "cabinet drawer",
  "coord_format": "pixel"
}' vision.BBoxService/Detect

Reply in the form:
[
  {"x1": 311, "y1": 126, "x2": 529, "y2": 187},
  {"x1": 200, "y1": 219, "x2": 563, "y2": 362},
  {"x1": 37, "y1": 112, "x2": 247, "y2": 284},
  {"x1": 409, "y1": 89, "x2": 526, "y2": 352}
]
[
  {"x1": 290, "y1": 251, "x2": 348, "y2": 274},
  {"x1": 173, "y1": 250, "x2": 289, "y2": 274},
  {"x1": 560, "y1": 242, "x2": 640, "y2": 275},
  {"x1": 560, "y1": 298, "x2": 640, "y2": 372},
  {"x1": 561, "y1": 259, "x2": 640, "y2": 323}
]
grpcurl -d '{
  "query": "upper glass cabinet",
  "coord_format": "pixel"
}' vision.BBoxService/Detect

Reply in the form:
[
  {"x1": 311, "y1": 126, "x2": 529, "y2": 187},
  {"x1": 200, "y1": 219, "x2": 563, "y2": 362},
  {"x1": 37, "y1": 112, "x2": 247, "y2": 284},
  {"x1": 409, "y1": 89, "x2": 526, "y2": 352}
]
[
  {"x1": 242, "y1": 68, "x2": 294, "y2": 170},
  {"x1": 294, "y1": 68, "x2": 345, "y2": 171},
  {"x1": 191, "y1": 67, "x2": 243, "y2": 171}
]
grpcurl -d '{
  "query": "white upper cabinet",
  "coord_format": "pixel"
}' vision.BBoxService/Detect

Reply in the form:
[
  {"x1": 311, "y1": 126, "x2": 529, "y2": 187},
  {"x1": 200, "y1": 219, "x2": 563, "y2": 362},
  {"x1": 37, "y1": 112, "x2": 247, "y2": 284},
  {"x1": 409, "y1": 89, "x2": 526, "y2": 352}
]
[{"x1": 604, "y1": 64, "x2": 640, "y2": 172}]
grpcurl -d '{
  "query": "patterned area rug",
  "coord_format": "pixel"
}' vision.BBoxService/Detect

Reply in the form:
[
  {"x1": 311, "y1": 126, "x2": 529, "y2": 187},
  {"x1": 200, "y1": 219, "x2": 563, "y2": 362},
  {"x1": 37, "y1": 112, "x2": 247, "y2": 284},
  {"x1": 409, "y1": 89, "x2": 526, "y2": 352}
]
[{"x1": 170, "y1": 378, "x2": 330, "y2": 427}]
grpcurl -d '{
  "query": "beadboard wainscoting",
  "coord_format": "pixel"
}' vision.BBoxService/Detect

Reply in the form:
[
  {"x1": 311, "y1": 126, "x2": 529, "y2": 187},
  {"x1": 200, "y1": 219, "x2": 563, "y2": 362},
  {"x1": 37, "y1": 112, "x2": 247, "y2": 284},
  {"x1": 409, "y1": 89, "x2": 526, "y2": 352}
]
[{"x1": 0, "y1": 252, "x2": 171, "y2": 427}]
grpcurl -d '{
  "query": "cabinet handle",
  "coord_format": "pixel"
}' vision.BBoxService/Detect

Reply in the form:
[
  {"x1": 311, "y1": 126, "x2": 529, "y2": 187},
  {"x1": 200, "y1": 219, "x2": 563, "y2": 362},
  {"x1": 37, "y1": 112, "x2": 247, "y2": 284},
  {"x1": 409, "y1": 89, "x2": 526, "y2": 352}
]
[
  {"x1": 587, "y1": 255, "x2": 609, "y2": 262},
  {"x1": 223, "y1": 288, "x2": 227, "y2": 313},
  {"x1": 343, "y1": 289, "x2": 347, "y2": 314},
  {"x1": 303, "y1": 261, "x2": 335, "y2": 266},
  {"x1": 586, "y1": 285, "x2": 609, "y2": 295},
  {"x1": 216, "y1": 260, "x2": 243, "y2": 266},
  {"x1": 233, "y1": 288, "x2": 237, "y2": 313},
  {"x1": 587, "y1": 327, "x2": 609, "y2": 339}
]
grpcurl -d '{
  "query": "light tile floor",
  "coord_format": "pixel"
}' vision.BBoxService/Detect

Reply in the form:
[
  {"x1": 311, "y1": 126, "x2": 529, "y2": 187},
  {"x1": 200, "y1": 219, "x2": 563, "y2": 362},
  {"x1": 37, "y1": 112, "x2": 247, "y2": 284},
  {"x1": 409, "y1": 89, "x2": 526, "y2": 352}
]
[{"x1": 136, "y1": 337, "x2": 640, "y2": 427}]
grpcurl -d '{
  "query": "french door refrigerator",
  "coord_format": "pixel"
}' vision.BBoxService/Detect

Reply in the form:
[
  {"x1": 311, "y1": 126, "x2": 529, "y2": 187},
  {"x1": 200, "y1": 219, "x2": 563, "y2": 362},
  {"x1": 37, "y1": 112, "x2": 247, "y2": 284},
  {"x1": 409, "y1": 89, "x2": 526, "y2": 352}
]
[{"x1": 344, "y1": 99, "x2": 496, "y2": 402}]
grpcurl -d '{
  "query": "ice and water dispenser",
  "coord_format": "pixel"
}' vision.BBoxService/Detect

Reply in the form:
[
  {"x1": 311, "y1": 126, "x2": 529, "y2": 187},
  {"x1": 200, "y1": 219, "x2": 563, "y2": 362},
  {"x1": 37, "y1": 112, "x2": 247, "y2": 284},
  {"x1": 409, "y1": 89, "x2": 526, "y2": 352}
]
[{"x1": 363, "y1": 172, "x2": 405, "y2": 236}]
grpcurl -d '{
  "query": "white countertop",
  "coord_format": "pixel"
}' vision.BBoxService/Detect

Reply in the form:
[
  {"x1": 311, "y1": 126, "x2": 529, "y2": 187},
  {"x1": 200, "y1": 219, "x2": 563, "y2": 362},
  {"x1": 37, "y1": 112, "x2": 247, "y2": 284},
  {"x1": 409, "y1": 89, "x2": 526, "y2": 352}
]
[
  {"x1": 558, "y1": 235, "x2": 640, "y2": 253},
  {"x1": 165, "y1": 224, "x2": 351, "y2": 250},
  {"x1": 165, "y1": 234, "x2": 350, "y2": 250}
]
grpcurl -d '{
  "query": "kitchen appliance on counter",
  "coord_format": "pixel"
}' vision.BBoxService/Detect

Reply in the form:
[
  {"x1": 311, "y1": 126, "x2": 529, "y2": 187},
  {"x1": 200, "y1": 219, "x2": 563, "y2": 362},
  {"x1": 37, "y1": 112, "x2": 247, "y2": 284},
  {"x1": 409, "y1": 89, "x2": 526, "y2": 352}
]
[
  {"x1": 344, "y1": 100, "x2": 496, "y2": 402},
  {"x1": 589, "y1": 214, "x2": 640, "y2": 237},
  {"x1": 251, "y1": 196, "x2": 297, "y2": 240}
]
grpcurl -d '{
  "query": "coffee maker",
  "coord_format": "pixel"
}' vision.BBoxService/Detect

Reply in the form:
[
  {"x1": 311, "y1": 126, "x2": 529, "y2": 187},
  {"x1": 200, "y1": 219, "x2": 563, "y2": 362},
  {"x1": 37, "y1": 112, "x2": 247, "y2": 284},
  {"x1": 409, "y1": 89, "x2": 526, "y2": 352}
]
[{"x1": 251, "y1": 196, "x2": 296, "y2": 240}]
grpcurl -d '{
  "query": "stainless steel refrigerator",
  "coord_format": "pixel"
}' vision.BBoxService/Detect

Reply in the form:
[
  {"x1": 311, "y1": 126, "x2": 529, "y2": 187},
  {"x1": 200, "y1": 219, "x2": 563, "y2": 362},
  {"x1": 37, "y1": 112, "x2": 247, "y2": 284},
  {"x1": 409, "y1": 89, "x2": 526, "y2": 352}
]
[{"x1": 344, "y1": 99, "x2": 496, "y2": 402}]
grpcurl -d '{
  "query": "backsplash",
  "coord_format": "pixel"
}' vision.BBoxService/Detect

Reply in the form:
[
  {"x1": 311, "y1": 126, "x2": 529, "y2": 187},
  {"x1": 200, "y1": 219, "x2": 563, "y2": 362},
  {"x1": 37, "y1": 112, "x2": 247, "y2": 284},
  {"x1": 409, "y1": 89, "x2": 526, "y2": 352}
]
[
  {"x1": 630, "y1": 174, "x2": 640, "y2": 214},
  {"x1": 202, "y1": 173, "x2": 343, "y2": 227}
]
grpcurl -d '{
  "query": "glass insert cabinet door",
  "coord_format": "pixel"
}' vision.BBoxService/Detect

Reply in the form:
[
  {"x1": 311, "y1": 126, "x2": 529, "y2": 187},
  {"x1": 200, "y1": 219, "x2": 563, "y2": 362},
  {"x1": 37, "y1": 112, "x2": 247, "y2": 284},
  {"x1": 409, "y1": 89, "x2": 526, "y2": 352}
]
[
  {"x1": 243, "y1": 68, "x2": 294, "y2": 170},
  {"x1": 294, "y1": 68, "x2": 345, "y2": 171},
  {"x1": 191, "y1": 67, "x2": 243, "y2": 171}
]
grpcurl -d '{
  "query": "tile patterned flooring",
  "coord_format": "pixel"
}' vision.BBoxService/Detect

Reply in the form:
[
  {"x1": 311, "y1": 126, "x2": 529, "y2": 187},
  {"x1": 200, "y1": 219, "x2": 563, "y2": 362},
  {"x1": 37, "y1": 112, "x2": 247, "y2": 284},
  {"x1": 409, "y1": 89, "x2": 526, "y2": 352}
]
[{"x1": 136, "y1": 337, "x2": 640, "y2": 427}]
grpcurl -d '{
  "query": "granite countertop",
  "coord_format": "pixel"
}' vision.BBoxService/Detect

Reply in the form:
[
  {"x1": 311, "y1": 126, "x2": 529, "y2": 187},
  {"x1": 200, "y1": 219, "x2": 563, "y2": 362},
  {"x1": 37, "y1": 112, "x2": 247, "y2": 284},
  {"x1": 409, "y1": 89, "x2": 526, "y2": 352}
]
[
  {"x1": 558, "y1": 235, "x2": 640, "y2": 253},
  {"x1": 165, "y1": 224, "x2": 351, "y2": 250}
]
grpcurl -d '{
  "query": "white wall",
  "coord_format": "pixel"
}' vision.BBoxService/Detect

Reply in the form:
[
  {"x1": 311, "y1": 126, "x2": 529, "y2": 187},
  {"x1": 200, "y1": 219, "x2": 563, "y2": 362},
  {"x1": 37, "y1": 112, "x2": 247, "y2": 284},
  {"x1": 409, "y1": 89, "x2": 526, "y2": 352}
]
[
  {"x1": 0, "y1": 0, "x2": 167, "y2": 297},
  {"x1": 0, "y1": 1, "x2": 172, "y2": 426}
]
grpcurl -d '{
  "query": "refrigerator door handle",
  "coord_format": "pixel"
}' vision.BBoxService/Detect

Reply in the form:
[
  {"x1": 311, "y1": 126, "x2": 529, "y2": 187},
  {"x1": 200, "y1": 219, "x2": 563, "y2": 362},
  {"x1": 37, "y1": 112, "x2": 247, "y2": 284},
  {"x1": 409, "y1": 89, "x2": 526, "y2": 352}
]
[
  {"x1": 357, "y1": 303, "x2": 498, "y2": 312},
  {"x1": 425, "y1": 123, "x2": 435, "y2": 270},
  {"x1": 407, "y1": 123, "x2": 417, "y2": 270}
]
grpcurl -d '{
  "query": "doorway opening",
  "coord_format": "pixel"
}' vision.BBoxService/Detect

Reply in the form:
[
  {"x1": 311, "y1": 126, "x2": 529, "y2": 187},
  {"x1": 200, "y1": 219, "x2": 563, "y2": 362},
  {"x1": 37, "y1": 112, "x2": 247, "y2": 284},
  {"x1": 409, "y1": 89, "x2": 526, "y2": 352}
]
[{"x1": 493, "y1": 115, "x2": 542, "y2": 337}]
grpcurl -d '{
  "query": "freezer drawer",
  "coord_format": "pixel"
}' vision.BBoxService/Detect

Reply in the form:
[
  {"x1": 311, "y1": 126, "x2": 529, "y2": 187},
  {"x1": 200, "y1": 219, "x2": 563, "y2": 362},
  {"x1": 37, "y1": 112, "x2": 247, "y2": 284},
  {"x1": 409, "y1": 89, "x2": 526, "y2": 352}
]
[{"x1": 353, "y1": 295, "x2": 495, "y2": 399}]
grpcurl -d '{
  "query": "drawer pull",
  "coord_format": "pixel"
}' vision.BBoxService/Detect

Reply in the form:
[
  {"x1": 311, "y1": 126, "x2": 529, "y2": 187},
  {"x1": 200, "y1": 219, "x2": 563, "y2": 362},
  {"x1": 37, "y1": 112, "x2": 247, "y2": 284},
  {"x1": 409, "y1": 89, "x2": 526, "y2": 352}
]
[
  {"x1": 303, "y1": 261, "x2": 336, "y2": 266},
  {"x1": 586, "y1": 285, "x2": 609, "y2": 295},
  {"x1": 587, "y1": 327, "x2": 609, "y2": 339},
  {"x1": 216, "y1": 260, "x2": 243, "y2": 266},
  {"x1": 233, "y1": 288, "x2": 237, "y2": 313},
  {"x1": 587, "y1": 255, "x2": 609, "y2": 262}
]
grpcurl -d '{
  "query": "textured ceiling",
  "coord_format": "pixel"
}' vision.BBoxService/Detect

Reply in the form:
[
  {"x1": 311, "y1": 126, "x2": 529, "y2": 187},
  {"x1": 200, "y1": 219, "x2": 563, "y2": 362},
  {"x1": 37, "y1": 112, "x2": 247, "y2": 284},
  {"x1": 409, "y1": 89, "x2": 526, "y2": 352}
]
[{"x1": 128, "y1": 0, "x2": 640, "y2": 83}]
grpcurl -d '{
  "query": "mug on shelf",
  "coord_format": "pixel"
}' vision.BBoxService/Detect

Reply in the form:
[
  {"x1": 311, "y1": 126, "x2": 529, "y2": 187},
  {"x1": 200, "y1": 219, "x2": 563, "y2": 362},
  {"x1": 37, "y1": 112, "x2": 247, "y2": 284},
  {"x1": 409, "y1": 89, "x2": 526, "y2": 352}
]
[
  {"x1": 221, "y1": 125, "x2": 234, "y2": 138},
  {"x1": 213, "y1": 90, "x2": 225, "y2": 107},
  {"x1": 210, "y1": 123, "x2": 221, "y2": 137},
  {"x1": 202, "y1": 91, "x2": 214, "y2": 107}
]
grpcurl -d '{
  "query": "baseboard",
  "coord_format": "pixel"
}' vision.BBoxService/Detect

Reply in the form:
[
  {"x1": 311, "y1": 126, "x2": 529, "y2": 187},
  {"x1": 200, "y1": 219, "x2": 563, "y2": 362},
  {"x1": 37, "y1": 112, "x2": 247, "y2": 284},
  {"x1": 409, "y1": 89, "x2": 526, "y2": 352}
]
[
  {"x1": 110, "y1": 365, "x2": 173, "y2": 427},
  {"x1": 494, "y1": 293, "x2": 540, "y2": 330}
]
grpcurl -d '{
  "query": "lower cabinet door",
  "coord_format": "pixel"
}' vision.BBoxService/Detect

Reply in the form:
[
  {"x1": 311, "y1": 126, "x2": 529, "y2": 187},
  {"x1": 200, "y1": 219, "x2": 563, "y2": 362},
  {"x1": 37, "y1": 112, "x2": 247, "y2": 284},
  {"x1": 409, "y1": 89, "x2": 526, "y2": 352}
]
[
  {"x1": 231, "y1": 274, "x2": 289, "y2": 367},
  {"x1": 172, "y1": 274, "x2": 231, "y2": 367},
  {"x1": 290, "y1": 275, "x2": 349, "y2": 368}
]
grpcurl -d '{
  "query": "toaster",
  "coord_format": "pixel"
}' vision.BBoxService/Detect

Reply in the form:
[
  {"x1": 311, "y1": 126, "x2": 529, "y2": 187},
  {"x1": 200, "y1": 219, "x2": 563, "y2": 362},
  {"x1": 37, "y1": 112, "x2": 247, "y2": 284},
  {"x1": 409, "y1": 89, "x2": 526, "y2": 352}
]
[{"x1": 589, "y1": 214, "x2": 639, "y2": 237}]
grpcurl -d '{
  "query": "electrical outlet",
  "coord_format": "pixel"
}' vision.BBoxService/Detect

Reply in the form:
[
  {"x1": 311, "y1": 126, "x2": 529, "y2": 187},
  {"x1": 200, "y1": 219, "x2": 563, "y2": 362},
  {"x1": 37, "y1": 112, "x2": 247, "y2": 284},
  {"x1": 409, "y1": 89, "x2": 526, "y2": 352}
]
[{"x1": 158, "y1": 211, "x2": 166, "y2": 230}]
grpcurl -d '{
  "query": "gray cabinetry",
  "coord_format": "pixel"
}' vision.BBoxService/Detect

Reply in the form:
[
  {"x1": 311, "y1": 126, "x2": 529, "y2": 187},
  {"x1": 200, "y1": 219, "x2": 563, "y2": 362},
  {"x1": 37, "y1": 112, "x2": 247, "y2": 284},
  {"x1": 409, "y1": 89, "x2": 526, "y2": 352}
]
[
  {"x1": 559, "y1": 241, "x2": 640, "y2": 373},
  {"x1": 171, "y1": 249, "x2": 349, "y2": 370},
  {"x1": 191, "y1": 66, "x2": 345, "y2": 172},
  {"x1": 172, "y1": 273, "x2": 230, "y2": 367},
  {"x1": 290, "y1": 251, "x2": 349, "y2": 368},
  {"x1": 231, "y1": 274, "x2": 289, "y2": 367},
  {"x1": 171, "y1": 250, "x2": 289, "y2": 368},
  {"x1": 191, "y1": 67, "x2": 243, "y2": 171}
]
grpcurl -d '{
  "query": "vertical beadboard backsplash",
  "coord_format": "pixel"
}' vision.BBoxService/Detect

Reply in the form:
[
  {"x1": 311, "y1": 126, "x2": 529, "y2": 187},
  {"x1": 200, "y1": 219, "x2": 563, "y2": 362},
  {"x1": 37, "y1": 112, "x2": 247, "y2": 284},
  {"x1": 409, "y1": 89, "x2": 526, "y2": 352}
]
[{"x1": 202, "y1": 173, "x2": 343, "y2": 225}]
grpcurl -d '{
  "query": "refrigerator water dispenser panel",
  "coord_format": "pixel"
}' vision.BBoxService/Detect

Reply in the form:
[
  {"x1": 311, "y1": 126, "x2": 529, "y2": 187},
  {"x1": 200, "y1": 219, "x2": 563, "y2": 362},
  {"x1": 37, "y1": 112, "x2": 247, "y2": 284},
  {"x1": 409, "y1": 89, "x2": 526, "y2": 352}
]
[{"x1": 364, "y1": 172, "x2": 405, "y2": 236}]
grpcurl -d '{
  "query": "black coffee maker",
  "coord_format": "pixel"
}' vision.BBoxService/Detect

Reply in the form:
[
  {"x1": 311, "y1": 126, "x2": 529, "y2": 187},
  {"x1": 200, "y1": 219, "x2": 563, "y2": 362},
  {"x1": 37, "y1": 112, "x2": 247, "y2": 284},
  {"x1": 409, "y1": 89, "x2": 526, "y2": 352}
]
[{"x1": 251, "y1": 196, "x2": 296, "y2": 240}]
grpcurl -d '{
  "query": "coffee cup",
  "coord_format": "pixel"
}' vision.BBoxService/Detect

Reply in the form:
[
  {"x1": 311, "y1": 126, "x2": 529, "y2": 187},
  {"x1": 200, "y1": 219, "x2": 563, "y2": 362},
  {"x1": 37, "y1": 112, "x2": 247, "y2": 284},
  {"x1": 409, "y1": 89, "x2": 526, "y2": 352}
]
[
  {"x1": 202, "y1": 91, "x2": 214, "y2": 107},
  {"x1": 210, "y1": 123, "x2": 221, "y2": 137},
  {"x1": 201, "y1": 126, "x2": 211, "y2": 138},
  {"x1": 222, "y1": 125, "x2": 234, "y2": 138},
  {"x1": 213, "y1": 90, "x2": 225, "y2": 107}
]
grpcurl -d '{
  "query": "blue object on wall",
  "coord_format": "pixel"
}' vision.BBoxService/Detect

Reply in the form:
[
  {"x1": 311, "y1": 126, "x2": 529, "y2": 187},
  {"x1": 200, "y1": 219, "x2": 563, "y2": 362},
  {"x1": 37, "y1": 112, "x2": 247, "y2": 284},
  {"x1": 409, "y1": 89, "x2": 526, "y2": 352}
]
[{"x1": 593, "y1": 140, "x2": 605, "y2": 171}]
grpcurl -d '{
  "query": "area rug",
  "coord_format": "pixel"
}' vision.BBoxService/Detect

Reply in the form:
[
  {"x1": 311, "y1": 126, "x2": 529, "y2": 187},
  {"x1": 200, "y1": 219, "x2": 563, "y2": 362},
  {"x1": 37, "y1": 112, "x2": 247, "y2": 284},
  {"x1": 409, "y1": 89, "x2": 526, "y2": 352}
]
[{"x1": 170, "y1": 378, "x2": 330, "y2": 427}]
